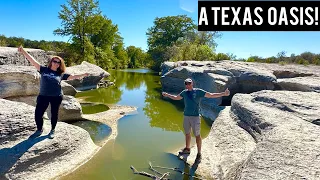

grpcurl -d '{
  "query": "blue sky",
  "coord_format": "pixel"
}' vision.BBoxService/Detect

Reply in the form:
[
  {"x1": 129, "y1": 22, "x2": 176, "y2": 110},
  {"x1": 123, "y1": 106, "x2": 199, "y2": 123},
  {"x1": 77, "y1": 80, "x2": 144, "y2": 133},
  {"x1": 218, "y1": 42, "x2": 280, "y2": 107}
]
[{"x1": 1, "y1": 0, "x2": 320, "y2": 59}]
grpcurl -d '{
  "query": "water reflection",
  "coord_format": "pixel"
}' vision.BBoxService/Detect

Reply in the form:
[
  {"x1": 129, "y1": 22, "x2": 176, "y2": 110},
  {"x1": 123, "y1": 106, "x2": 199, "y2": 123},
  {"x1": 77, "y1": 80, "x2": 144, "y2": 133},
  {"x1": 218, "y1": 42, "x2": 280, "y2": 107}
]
[
  {"x1": 62, "y1": 69, "x2": 215, "y2": 180},
  {"x1": 76, "y1": 69, "x2": 212, "y2": 136},
  {"x1": 81, "y1": 103, "x2": 109, "y2": 114},
  {"x1": 76, "y1": 86, "x2": 122, "y2": 104},
  {"x1": 71, "y1": 120, "x2": 112, "y2": 146}
]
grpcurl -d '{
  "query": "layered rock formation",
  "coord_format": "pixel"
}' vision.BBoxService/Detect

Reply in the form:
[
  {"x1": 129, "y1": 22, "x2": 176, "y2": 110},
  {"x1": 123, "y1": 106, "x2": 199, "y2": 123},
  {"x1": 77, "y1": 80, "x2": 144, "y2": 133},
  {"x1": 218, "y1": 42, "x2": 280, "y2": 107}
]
[
  {"x1": 160, "y1": 60, "x2": 320, "y2": 120},
  {"x1": 0, "y1": 47, "x2": 110, "y2": 91},
  {"x1": 187, "y1": 91, "x2": 320, "y2": 180},
  {"x1": 0, "y1": 99, "x2": 99, "y2": 180},
  {"x1": 0, "y1": 47, "x2": 50, "y2": 66},
  {"x1": 162, "y1": 60, "x2": 320, "y2": 179},
  {"x1": 0, "y1": 65, "x2": 82, "y2": 121},
  {"x1": 64, "y1": 61, "x2": 110, "y2": 91},
  {"x1": 0, "y1": 47, "x2": 136, "y2": 180}
]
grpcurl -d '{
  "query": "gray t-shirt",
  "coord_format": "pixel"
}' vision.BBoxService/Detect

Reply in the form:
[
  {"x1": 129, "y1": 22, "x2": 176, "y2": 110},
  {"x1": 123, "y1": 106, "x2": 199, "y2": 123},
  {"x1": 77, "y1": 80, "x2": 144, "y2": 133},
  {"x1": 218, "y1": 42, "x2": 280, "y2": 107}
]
[
  {"x1": 179, "y1": 88, "x2": 207, "y2": 116},
  {"x1": 39, "y1": 66, "x2": 70, "y2": 96}
]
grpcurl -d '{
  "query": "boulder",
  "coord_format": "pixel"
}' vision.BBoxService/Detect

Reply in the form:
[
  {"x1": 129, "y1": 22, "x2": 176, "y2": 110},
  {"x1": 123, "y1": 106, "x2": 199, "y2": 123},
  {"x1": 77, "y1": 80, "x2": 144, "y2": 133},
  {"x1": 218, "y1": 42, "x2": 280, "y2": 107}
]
[
  {"x1": 0, "y1": 65, "x2": 77, "y2": 98},
  {"x1": 161, "y1": 61, "x2": 320, "y2": 78},
  {"x1": 7, "y1": 95, "x2": 83, "y2": 122},
  {"x1": 187, "y1": 91, "x2": 320, "y2": 179},
  {"x1": 277, "y1": 76, "x2": 320, "y2": 92},
  {"x1": 0, "y1": 65, "x2": 40, "y2": 98},
  {"x1": 160, "y1": 61, "x2": 277, "y2": 119},
  {"x1": 0, "y1": 47, "x2": 49, "y2": 66},
  {"x1": 186, "y1": 107, "x2": 256, "y2": 179},
  {"x1": 54, "y1": 95, "x2": 83, "y2": 121},
  {"x1": 61, "y1": 81, "x2": 77, "y2": 96},
  {"x1": 65, "y1": 61, "x2": 110, "y2": 91},
  {"x1": 160, "y1": 61, "x2": 320, "y2": 120},
  {"x1": 0, "y1": 99, "x2": 99, "y2": 180}
]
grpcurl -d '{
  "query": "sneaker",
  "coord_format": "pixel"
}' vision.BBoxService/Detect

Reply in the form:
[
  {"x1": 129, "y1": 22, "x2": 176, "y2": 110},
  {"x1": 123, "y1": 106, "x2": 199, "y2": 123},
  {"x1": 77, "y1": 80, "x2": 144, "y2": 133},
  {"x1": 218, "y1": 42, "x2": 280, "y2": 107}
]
[
  {"x1": 29, "y1": 129, "x2": 43, "y2": 139},
  {"x1": 195, "y1": 153, "x2": 202, "y2": 163},
  {"x1": 178, "y1": 148, "x2": 190, "y2": 155},
  {"x1": 48, "y1": 130, "x2": 55, "y2": 139}
]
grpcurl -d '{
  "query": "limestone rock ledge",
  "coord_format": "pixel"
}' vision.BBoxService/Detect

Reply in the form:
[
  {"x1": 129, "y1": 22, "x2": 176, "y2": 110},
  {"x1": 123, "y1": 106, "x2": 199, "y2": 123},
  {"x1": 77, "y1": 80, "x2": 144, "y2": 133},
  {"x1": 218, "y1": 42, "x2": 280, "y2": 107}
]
[
  {"x1": 0, "y1": 99, "x2": 99, "y2": 180},
  {"x1": 186, "y1": 91, "x2": 320, "y2": 180}
]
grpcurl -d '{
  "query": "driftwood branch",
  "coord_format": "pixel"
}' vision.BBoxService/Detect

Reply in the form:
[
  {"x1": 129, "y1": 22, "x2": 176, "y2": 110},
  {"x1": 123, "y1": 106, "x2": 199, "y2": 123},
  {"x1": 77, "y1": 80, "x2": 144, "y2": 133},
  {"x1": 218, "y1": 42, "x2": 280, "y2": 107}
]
[
  {"x1": 130, "y1": 165, "x2": 170, "y2": 180},
  {"x1": 131, "y1": 162, "x2": 206, "y2": 180},
  {"x1": 149, "y1": 162, "x2": 164, "y2": 175},
  {"x1": 149, "y1": 162, "x2": 206, "y2": 180}
]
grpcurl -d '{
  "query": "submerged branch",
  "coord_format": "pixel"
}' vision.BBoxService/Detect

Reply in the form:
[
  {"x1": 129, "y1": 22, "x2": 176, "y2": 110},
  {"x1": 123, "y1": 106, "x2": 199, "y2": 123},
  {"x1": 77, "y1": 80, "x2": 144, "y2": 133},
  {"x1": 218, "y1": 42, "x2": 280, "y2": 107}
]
[
  {"x1": 130, "y1": 165, "x2": 170, "y2": 180},
  {"x1": 130, "y1": 162, "x2": 206, "y2": 180}
]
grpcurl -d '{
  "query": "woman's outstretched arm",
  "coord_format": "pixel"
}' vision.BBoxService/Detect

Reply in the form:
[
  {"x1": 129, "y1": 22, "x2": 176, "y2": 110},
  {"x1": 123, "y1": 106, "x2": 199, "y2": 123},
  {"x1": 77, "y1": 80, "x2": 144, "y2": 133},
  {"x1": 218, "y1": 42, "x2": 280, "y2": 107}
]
[
  {"x1": 67, "y1": 73, "x2": 90, "y2": 80},
  {"x1": 18, "y1": 45, "x2": 41, "y2": 71}
]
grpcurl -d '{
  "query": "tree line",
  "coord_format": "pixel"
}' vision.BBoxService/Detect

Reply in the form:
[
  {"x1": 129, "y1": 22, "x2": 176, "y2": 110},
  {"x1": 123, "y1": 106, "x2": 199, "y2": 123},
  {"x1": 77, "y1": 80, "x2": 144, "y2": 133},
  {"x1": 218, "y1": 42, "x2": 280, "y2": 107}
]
[
  {"x1": 0, "y1": 0, "x2": 318, "y2": 71},
  {"x1": 245, "y1": 51, "x2": 320, "y2": 66}
]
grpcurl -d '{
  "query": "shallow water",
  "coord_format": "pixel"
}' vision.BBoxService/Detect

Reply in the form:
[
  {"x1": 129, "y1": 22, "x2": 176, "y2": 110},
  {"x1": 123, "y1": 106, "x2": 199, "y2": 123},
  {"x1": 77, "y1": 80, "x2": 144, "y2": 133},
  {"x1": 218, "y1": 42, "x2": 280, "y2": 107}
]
[{"x1": 60, "y1": 69, "x2": 217, "y2": 180}]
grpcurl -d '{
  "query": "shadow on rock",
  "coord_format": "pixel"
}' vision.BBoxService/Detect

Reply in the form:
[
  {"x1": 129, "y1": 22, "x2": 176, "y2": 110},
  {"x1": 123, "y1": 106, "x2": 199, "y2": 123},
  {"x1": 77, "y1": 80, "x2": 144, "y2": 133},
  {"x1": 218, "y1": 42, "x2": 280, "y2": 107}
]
[{"x1": 0, "y1": 135, "x2": 48, "y2": 177}]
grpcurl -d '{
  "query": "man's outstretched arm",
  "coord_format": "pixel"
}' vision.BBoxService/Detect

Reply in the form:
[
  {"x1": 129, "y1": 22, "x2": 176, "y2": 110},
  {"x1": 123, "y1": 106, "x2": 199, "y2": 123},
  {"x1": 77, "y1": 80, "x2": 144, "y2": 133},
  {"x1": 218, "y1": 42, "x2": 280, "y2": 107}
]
[
  {"x1": 205, "y1": 88, "x2": 230, "y2": 98},
  {"x1": 162, "y1": 92, "x2": 183, "y2": 100}
]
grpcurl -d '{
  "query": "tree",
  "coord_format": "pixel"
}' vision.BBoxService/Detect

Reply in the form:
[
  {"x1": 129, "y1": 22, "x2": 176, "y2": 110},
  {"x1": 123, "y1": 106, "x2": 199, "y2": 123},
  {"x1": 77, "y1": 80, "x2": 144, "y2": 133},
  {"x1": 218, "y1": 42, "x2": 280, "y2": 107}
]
[
  {"x1": 95, "y1": 46, "x2": 113, "y2": 69},
  {"x1": 181, "y1": 31, "x2": 221, "y2": 50},
  {"x1": 277, "y1": 51, "x2": 287, "y2": 62},
  {"x1": 91, "y1": 15, "x2": 118, "y2": 50},
  {"x1": 54, "y1": 0, "x2": 103, "y2": 63},
  {"x1": 147, "y1": 15, "x2": 196, "y2": 50},
  {"x1": 113, "y1": 35, "x2": 128, "y2": 69},
  {"x1": 126, "y1": 46, "x2": 148, "y2": 68},
  {"x1": 0, "y1": 35, "x2": 7, "y2": 46},
  {"x1": 146, "y1": 15, "x2": 196, "y2": 70}
]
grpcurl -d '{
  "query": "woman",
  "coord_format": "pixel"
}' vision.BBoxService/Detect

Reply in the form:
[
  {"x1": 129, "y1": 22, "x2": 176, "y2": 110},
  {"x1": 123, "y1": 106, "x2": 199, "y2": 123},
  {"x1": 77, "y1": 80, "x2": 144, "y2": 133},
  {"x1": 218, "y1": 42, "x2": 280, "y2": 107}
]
[{"x1": 18, "y1": 46, "x2": 89, "y2": 139}]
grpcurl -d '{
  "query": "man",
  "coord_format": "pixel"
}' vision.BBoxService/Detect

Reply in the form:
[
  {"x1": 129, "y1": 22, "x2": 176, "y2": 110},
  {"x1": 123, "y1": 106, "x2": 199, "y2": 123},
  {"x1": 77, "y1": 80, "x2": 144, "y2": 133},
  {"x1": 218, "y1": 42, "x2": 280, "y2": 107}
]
[{"x1": 162, "y1": 78, "x2": 230, "y2": 162}]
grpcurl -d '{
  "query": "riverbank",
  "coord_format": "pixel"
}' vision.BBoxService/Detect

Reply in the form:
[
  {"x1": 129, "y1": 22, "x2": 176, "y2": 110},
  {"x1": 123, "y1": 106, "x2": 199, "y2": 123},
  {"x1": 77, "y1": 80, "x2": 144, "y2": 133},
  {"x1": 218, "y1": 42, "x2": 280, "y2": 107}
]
[
  {"x1": 162, "y1": 60, "x2": 320, "y2": 179},
  {"x1": 0, "y1": 47, "x2": 139, "y2": 180},
  {"x1": 81, "y1": 105, "x2": 137, "y2": 146}
]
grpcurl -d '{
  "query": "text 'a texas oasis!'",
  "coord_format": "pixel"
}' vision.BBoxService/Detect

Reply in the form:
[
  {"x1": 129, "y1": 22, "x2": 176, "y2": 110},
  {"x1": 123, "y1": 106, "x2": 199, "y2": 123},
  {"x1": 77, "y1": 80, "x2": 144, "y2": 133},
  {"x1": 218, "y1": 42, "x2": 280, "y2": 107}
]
[{"x1": 198, "y1": 1, "x2": 320, "y2": 31}]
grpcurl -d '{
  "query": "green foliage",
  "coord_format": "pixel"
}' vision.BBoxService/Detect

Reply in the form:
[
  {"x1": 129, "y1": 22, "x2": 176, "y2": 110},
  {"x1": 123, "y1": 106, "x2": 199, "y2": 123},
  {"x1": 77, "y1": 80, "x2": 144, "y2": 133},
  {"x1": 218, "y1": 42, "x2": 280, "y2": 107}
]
[
  {"x1": 126, "y1": 46, "x2": 148, "y2": 68},
  {"x1": 180, "y1": 31, "x2": 221, "y2": 51},
  {"x1": 0, "y1": 35, "x2": 7, "y2": 46},
  {"x1": 237, "y1": 51, "x2": 320, "y2": 66},
  {"x1": 246, "y1": 57, "x2": 255, "y2": 62},
  {"x1": 52, "y1": 0, "x2": 136, "y2": 69},
  {"x1": 54, "y1": 0, "x2": 103, "y2": 63},
  {"x1": 164, "y1": 42, "x2": 216, "y2": 62},
  {"x1": 0, "y1": 34, "x2": 71, "y2": 58},
  {"x1": 266, "y1": 57, "x2": 277, "y2": 63},
  {"x1": 147, "y1": 15, "x2": 196, "y2": 49},
  {"x1": 279, "y1": 61, "x2": 287, "y2": 65},
  {"x1": 246, "y1": 56, "x2": 264, "y2": 62},
  {"x1": 214, "y1": 53, "x2": 231, "y2": 61},
  {"x1": 146, "y1": 15, "x2": 222, "y2": 71},
  {"x1": 91, "y1": 15, "x2": 118, "y2": 49},
  {"x1": 94, "y1": 46, "x2": 113, "y2": 69},
  {"x1": 113, "y1": 35, "x2": 128, "y2": 69},
  {"x1": 146, "y1": 15, "x2": 197, "y2": 71}
]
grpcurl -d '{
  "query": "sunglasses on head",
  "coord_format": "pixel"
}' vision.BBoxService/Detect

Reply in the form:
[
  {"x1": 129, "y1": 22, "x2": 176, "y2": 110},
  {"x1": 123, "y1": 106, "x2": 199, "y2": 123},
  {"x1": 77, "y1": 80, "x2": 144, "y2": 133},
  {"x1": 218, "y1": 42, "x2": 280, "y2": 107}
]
[{"x1": 52, "y1": 60, "x2": 61, "y2": 64}]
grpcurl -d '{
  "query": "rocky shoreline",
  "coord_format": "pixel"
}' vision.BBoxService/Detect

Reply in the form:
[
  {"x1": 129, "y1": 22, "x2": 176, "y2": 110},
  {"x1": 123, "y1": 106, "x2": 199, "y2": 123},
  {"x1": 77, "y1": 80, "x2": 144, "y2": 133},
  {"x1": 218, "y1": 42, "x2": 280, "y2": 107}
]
[
  {"x1": 161, "y1": 60, "x2": 320, "y2": 179},
  {"x1": 0, "y1": 47, "x2": 136, "y2": 180},
  {"x1": 1, "y1": 47, "x2": 320, "y2": 180}
]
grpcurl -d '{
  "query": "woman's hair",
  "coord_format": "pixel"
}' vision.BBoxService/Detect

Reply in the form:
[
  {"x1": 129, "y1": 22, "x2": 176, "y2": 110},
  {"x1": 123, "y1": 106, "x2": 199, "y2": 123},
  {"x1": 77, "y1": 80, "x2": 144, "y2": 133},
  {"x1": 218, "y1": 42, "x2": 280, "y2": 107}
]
[{"x1": 48, "y1": 56, "x2": 66, "y2": 74}]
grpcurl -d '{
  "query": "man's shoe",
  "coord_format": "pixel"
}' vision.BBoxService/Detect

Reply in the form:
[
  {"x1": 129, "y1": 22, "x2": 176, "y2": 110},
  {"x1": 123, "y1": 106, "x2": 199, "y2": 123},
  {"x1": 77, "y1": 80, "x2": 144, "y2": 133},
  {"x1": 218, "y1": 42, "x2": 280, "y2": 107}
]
[
  {"x1": 48, "y1": 130, "x2": 55, "y2": 139},
  {"x1": 178, "y1": 148, "x2": 191, "y2": 155},
  {"x1": 195, "y1": 153, "x2": 202, "y2": 163},
  {"x1": 29, "y1": 129, "x2": 43, "y2": 139}
]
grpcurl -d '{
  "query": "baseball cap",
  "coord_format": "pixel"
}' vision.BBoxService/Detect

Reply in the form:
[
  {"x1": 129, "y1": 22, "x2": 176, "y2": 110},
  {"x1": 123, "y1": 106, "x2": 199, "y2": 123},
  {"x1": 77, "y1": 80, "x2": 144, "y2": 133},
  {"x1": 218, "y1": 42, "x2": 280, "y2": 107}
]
[{"x1": 184, "y1": 78, "x2": 193, "y2": 83}]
